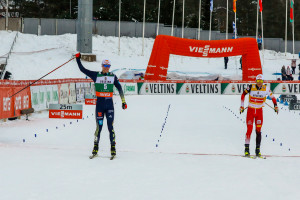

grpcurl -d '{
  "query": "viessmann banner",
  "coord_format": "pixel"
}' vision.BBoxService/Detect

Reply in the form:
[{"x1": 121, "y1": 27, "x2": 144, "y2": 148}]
[{"x1": 49, "y1": 104, "x2": 83, "y2": 119}]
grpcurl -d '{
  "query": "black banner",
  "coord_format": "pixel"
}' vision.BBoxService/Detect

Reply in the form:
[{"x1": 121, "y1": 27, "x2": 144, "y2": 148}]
[
  {"x1": 280, "y1": 95, "x2": 297, "y2": 103},
  {"x1": 289, "y1": 102, "x2": 300, "y2": 110}
]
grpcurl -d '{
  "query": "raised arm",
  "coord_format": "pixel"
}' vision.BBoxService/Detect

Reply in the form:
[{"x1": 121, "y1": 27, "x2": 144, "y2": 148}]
[{"x1": 75, "y1": 53, "x2": 98, "y2": 82}]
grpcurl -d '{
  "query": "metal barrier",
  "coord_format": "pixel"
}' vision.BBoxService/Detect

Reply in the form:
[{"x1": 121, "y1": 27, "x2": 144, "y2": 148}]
[
  {"x1": 0, "y1": 32, "x2": 19, "y2": 80},
  {"x1": 1, "y1": 18, "x2": 300, "y2": 55}
]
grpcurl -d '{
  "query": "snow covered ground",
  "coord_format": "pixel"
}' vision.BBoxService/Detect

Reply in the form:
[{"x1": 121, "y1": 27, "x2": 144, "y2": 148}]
[
  {"x1": 1, "y1": 95, "x2": 300, "y2": 200},
  {"x1": 1, "y1": 30, "x2": 300, "y2": 199},
  {"x1": 1, "y1": 30, "x2": 299, "y2": 80}
]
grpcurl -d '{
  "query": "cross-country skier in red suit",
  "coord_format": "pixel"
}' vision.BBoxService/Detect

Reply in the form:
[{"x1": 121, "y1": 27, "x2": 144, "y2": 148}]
[{"x1": 240, "y1": 74, "x2": 278, "y2": 157}]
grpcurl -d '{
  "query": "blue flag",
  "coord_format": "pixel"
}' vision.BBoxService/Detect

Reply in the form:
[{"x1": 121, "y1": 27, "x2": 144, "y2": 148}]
[
  {"x1": 210, "y1": 0, "x2": 213, "y2": 11},
  {"x1": 233, "y1": 21, "x2": 237, "y2": 38}
]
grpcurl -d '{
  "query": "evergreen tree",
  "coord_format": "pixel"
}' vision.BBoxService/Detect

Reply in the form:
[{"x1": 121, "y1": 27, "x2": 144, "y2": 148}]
[{"x1": 4, "y1": 0, "x2": 300, "y2": 40}]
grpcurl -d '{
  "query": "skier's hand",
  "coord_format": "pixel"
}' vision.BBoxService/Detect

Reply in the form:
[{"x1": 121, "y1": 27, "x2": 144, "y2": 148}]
[
  {"x1": 75, "y1": 52, "x2": 81, "y2": 59},
  {"x1": 240, "y1": 106, "x2": 245, "y2": 114},
  {"x1": 274, "y1": 105, "x2": 279, "y2": 114},
  {"x1": 122, "y1": 102, "x2": 127, "y2": 110}
]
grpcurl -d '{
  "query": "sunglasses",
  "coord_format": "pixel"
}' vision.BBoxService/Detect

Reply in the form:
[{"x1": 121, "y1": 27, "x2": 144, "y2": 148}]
[
  {"x1": 102, "y1": 65, "x2": 111, "y2": 68},
  {"x1": 256, "y1": 80, "x2": 263, "y2": 83}
]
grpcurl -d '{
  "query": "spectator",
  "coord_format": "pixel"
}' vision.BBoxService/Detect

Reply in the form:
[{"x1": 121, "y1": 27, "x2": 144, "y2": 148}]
[
  {"x1": 286, "y1": 66, "x2": 293, "y2": 80},
  {"x1": 239, "y1": 57, "x2": 242, "y2": 70},
  {"x1": 291, "y1": 59, "x2": 296, "y2": 74},
  {"x1": 281, "y1": 65, "x2": 287, "y2": 80},
  {"x1": 257, "y1": 35, "x2": 262, "y2": 50},
  {"x1": 4, "y1": 71, "x2": 12, "y2": 80},
  {"x1": 139, "y1": 73, "x2": 144, "y2": 80},
  {"x1": 224, "y1": 57, "x2": 229, "y2": 69}
]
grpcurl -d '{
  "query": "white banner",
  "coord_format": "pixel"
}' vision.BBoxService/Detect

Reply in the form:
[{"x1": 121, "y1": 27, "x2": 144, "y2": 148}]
[
  {"x1": 59, "y1": 84, "x2": 69, "y2": 104},
  {"x1": 30, "y1": 85, "x2": 58, "y2": 111},
  {"x1": 139, "y1": 83, "x2": 176, "y2": 95},
  {"x1": 222, "y1": 83, "x2": 271, "y2": 95},
  {"x1": 68, "y1": 83, "x2": 76, "y2": 104},
  {"x1": 76, "y1": 82, "x2": 89, "y2": 102},
  {"x1": 45, "y1": 85, "x2": 59, "y2": 109},
  {"x1": 178, "y1": 83, "x2": 221, "y2": 95},
  {"x1": 114, "y1": 83, "x2": 138, "y2": 95},
  {"x1": 30, "y1": 85, "x2": 47, "y2": 111},
  {"x1": 272, "y1": 83, "x2": 300, "y2": 94}
]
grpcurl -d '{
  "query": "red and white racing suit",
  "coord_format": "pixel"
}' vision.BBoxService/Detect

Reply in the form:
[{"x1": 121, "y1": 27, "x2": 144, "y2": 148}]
[{"x1": 241, "y1": 84, "x2": 277, "y2": 144}]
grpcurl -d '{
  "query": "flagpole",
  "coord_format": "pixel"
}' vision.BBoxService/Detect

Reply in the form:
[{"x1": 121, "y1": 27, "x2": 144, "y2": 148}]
[
  {"x1": 118, "y1": 0, "x2": 121, "y2": 55},
  {"x1": 293, "y1": 2, "x2": 295, "y2": 57},
  {"x1": 226, "y1": 0, "x2": 228, "y2": 39},
  {"x1": 5, "y1": 0, "x2": 8, "y2": 31},
  {"x1": 209, "y1": 1, "x2": 212, "y2": 41},
  {"x1": 285, "y1": 0, "x2": 288, "y2": 56},
  {"x1": 182, "y1": 0, "x2": 185, "y2": 38},
  {"x1": 156, "y1": 0, "x2": 161, "y2": 36},
  {"x1": 142, "y1": 0, "x2": 146, "y2": 56},
  {"x1": 261, "y1": 10, "x2": 264, "y2": 65},
  {"x1": 198, "y1": 0, "x2": 201, "y2": 40},
  {"x1": 256, "y1": 0, "x2": 259, "y2": 40},
  {"x1": 171, "y1": 0, "x2": 176, "y2": 36},
  {"x1": 234, "y1": 13, "x2": 236, "y2": 39}
]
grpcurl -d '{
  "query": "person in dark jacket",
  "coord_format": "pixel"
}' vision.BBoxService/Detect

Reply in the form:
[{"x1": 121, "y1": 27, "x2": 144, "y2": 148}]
[
  {"x1": 75, "y1": 53, "x2": 127, "y2": 159},
  {"x1": 239, "y1": 57, "x2": 242, "y2": 70},
  {"x1": 224, "y1": 57, "x2": 229, "y2": 69},
  {"x1": 281, "y1": 65, "x2": 287, "y2": 81}
]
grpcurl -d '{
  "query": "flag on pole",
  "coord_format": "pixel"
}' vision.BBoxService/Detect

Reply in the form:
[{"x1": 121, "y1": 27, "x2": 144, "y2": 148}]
[
  {"x1": 233, "y1": 21, "x2": 237, "y2": 38},
  {"x1": 290, "y1": 0, "x2": 294, "y2": 22},
  {"x1": 233, "y1": 0, "x2": 237, "y2": 13},
  {"x1": 259, "y1": 0, "x2": 263, "y2": 12},
  {"x1": 210, "y1": 0, "x2": 213, "y2": 11}
]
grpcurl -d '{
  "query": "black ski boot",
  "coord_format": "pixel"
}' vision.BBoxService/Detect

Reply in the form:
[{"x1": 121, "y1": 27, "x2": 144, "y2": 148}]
[
  {"x1": 255, "y1": 147, "x2": 261, "y2": 157},
  {"x1": 111, "y1": 145, "x2": 116, "y2": 156},
  {"x1": 92, "y1": 143, "x2": 99, "y2": 155},
  {"x1": 244, "y1": 144, "x2": 250, "y2": 157}
]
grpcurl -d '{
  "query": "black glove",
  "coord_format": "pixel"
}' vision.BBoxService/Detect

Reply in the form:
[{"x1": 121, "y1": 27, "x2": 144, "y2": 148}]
[
  {"x1": 75, "y1": 52, "x2": 81, "y2": 59},
  {"x1": 122, "y1": 102, "x2": 127, "y2": 110},
  {"x1": 274, "y1": 105, "x2": 279, "y2": 114}
]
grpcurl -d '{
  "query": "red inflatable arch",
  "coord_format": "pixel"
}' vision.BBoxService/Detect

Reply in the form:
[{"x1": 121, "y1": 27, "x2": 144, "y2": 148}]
[{"x1": 144, "y1": 35, "x2": 262, "y2": 81}]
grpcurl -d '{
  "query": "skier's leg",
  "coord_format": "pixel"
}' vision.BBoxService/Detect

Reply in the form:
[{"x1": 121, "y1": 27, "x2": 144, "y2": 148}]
[
  {"x1": 106, "y1": 108, "x2": 115, "y2": 146},
  {"x1": 245, "y1": 108, "x2": 254, "y2": 145},
  {"x1": 92, "y1": 104, "x2": 104, "y2": 155},
  {"x1": 255, "y1": 108, "x2": 263, "y2": 156},
  {"x1": 106, "y1": 101, "x2": 116, "y2": 156},
  {"x1": 94, "y1": 113, "x2": 104, "y2": 144},
  {"x1": 244, "y1": 108, "x2": 254, "y2": 156}
]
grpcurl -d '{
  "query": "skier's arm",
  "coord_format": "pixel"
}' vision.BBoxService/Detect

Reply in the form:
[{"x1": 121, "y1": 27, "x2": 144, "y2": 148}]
[
  {"x1": 267, "y1": 86, "x2": 277, "y2": 106},
  {"x1": 114, "y1": 75, "x2": 127, "y2": 109},
  {"x1": 241, "y1": 85, "x2": 251, "y2": 108},
  {"x1": 76, "y1": 57, "x2": 98, "y2": 82}
]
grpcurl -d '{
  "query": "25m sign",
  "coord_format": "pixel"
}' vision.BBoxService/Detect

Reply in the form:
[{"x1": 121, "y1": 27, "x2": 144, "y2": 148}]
[{"x1": 49, "y1": 104, "x2": 83, "y2": 119}]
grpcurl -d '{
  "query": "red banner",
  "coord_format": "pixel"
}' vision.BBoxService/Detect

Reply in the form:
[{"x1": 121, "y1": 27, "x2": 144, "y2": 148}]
[
  {"x1": 49, "y1": 110, "x2": 83, "y2": 119},
  {"x1": 85, "y1": 99, "x2": 97, "y2": 105},
  {"x1": 0, "y1": 78, "x2": 92, "y2": 87},
  {"x1": 0, "y1": 87, "x2": 32, "y2": 119},
  {"x1": 145, "y1": 35, "x2": 262, "y2": 81}
]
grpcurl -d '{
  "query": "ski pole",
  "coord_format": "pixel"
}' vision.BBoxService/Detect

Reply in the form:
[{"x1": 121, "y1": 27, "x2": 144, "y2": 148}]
[
  {"x1": 9, "y1": 56, "x2": 75, "y2": 99},
  {"x1": 265, "y1": 102, "x2": 277, "y2": 111}
]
